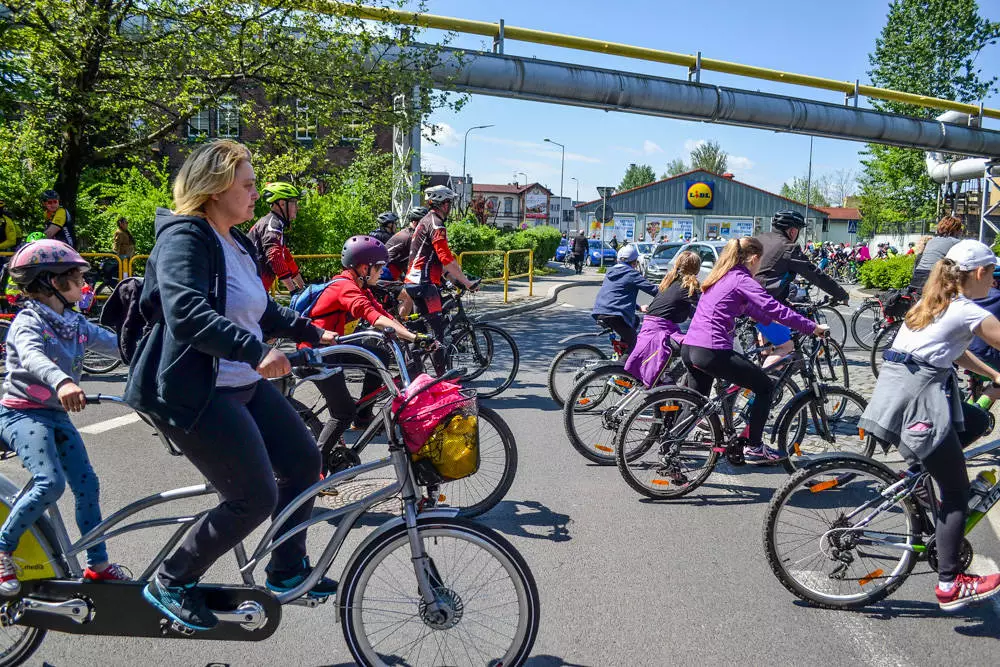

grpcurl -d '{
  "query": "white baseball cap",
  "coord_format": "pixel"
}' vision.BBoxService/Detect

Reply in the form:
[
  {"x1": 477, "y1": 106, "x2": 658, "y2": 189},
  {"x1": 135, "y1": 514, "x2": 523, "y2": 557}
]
[{"x1": 945, "y1": 239, "x2": 998, "y2": 271}]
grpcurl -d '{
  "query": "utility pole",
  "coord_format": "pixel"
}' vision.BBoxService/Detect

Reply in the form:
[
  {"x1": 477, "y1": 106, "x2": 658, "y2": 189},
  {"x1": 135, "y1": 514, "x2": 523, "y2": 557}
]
[
  {"x1": 571, "y1": 177, "x2": 579, "y2": 230},
  {"x1": 545, "y1": 138, "x2": 565, "y2": 230},
  {"x1": 461, "y1": 124, "x2": 493, "y2": 209}
]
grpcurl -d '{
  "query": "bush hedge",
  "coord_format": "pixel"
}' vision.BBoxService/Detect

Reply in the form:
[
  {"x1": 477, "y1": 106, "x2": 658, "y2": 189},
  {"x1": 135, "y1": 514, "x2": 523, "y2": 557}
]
[{"x1": 857, "y1": 254, "x2": 915, "y2": 289}]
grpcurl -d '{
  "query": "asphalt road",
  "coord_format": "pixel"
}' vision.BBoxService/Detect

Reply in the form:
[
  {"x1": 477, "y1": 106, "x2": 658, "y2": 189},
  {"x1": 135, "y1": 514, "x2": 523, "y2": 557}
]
[{"x1": 7, "y1": 283, "x2": 1000, "y2": 666}]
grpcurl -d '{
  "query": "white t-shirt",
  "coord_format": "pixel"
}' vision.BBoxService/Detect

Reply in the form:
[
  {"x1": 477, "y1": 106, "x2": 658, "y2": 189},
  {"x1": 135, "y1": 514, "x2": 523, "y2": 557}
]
[
  {"x1": 891, "y1": 295, "x2": 991, "y2": 368},
  {"x1": 214, "y1": 230, "x2": 268, "y2": 387}
]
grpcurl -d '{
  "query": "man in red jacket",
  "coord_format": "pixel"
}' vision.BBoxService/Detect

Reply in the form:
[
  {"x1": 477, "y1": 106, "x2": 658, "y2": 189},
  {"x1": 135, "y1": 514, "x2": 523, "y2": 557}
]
[
  {"x1": 303, "y1": 236, "x2": 433, "y2": 470},
  {"x1": 247, "y1": 182, "x2": 306, "y2": 293}
]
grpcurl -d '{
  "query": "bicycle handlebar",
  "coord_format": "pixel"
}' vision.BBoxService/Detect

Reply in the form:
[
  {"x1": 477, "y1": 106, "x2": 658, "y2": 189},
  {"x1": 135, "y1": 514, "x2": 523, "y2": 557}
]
[{"x1": 83, "y1": 394, "x2": 127, "y2": 406}]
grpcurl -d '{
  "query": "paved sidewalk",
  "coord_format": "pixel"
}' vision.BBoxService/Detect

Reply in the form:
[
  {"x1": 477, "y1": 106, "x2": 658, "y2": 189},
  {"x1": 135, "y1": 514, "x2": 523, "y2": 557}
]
[{"x1": 472, "y1": 263, "x2": 603, "y2": 321}]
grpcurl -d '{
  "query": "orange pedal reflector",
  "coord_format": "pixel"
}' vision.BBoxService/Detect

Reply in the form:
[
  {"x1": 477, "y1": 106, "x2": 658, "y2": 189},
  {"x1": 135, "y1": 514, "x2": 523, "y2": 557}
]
[
  {"x1": 810, "y1": 479, "x2": 839, "y2": 493},
  {"x1": 577, "y1": 398, "x2": 592, "y2": 406},
  {"x1": 659, "y1": 405, "x2": 680, "y2": 412},
  {"x1": 614, "y1": 379, "x2": 633, "y2": 388},
  {"x1": 859, "y1": 569, "x2": 884, "y2": 586},
  {"x1": 651, "y1": 479, "x2": 670, "y2": 486},
  {"x1": 859, "y1": 428, "x2": 866, "y2": 440},
  {"x1": 793, "y1": 442, "x2": 802, "y2": 456},
  {"x1": 594, "y1": 444, "x2": 613, "y2": 452}
]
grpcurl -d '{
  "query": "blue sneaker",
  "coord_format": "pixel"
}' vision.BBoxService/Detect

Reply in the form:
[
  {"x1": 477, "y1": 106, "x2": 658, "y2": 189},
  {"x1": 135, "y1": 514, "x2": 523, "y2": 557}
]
[
  {"x1": 142, "y1": 578, "x2": 217, "y2": 630},
  {"x1": 265, "y1": 558, "x2": 337, "y2": 598}
]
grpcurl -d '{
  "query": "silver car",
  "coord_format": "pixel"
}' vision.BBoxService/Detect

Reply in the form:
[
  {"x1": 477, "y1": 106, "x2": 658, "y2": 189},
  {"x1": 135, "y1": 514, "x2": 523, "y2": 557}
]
[
  {"x1": 667, "y1": 240, "x2": 730, "y2": 282},
  {"x1": 633, "y1": 242, "x2": 656, "y2": 274},
  {"x1": 643, "y1": 242, "x2": 686, "y2": 281}
]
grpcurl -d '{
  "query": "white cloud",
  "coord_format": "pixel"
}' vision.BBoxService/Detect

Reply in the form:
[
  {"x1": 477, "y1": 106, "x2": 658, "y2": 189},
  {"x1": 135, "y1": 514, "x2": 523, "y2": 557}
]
[
  {"x1": 643, "y1": 140, "x2": 663, "y2": 155},
  {"x1": 683, "y1": 139, "x2": 707, "y2": 153},
  {"x1": 420, "y1": 151, "x2": 461, "y2": 175},
  {"x1": 728, "y1": 156, "x2": 755, "y2": 172},
  {"x1": 473, "y1": 135, "x2": 600, "y2": 164},
  {"x1": 421, "y1": 122, "x2": 460, "y2": 148}
]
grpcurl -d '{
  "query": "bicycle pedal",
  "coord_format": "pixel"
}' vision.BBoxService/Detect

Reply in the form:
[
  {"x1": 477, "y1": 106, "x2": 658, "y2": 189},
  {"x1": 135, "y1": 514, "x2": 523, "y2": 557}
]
[{"x1": 165, "y1": 619, "x2": 197, "y2": 636}]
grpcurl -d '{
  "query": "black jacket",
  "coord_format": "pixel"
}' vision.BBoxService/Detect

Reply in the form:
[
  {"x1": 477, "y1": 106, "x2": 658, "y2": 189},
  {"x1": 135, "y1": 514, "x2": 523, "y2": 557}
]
[
  {"x1": 754, "y1": 230, "x2": 849, "y2": 304},
  {"x1": 571, "y1": 236, "x2": 589, "y2": 257},
  {"x1": 124, "y1": 211, "x2": 321, "y2": 431}
]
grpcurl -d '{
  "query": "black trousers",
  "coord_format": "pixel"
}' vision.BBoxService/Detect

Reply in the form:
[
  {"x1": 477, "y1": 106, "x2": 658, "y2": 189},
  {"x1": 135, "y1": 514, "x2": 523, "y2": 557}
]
[
  {"x1": 595, "y1": 315, "x2": 638, "y2": 355},
  {"x1": 681, "y1": 344, "x2": 774, "y2": 447},
  {"x1": 572, "y1": 254, "x2": 585, "y2": 274},
  {"x1": 313, "y1": 343, "x2": 391, "y2": 452},
  {"x1": 920, "y1": 402, "x2": 991, "y2": 581},
  {"x1": 156, "y1": 379, "x2": 321, "y2": 585},
  {"x1": 406, "y1": 284, "x2": 447, "y2": 375}
]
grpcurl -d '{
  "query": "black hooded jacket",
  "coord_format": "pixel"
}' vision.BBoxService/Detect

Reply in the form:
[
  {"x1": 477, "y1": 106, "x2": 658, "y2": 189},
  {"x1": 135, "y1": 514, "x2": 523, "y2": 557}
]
[
  {"x1": 124, "y1": 210, "x2": 321, "y2": 431},
  {"x1": 754, "y1": 230, "x2": 849, "y2": 304}
]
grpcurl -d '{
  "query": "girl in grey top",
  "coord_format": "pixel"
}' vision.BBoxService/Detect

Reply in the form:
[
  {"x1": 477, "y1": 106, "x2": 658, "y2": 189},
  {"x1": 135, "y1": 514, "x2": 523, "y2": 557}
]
[{"x1": 0, "y1": 240, "x2": 128, "y2": 597}]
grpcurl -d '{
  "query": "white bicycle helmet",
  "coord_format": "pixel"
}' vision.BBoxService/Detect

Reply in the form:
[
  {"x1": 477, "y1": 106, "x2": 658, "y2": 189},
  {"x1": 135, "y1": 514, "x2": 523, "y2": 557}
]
[
  {"x1": 616, "y1": 244, "x2": 639, "y2": 263},
  {"x1": 424, "y1": 185, "x2": 459, "y2": 205}
]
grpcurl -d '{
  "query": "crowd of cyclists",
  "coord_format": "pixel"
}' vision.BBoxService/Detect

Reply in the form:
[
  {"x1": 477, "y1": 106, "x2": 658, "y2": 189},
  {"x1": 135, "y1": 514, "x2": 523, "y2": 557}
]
[{"x1": 1, "y1": 132, "x2": 1000, "y2": 664}]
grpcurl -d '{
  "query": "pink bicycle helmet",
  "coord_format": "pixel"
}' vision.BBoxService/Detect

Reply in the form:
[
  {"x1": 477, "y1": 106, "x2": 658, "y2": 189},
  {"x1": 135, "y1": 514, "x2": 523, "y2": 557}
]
[{"x1": 9, "y1": 240, "x2": 90, "y2": 286}]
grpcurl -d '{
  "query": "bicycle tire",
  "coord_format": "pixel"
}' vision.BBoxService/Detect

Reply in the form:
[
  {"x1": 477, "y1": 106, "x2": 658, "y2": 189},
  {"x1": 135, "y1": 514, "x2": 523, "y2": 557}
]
[
  {"x1": 813, "y1": 336, "x2": 850, "y2": 388},
  {"x1": 442, "y1": 405, "x2": 518, "y2": 518},
  {"x1": 615, "y1": 386, "x2": 722, "y2": 499},
  {"x1": 339, "y1": 516, "x2": 539, "y2": 667},
  {"x1": 774, "y1": 385, "x2": 872, "y2": 473},
  {"x1": 869, "y1": 320, "x2": 902, "y2": 379},
  {"x1": 0, "y1": 622, "x2": 46, "y2": 667},
  {"x1": 814, "y1": 305, "x2": 847, "y2": 349},
  {"x1": 448, "y1": 324, "x2": 520, "y2": 398},
  {"x1": 763, "y1": 457, "x2": 919, "y2": 609},
  {"x1": 547, "y1": 343, "x2": 607, "y2": 406},
  {"x1": 849, "y1": 301, "x2": 882, "y2": 351},
  {"x1": 0, "y1": 320, "x2": 10, "y2": 379},
  {"x1": 563, "y1": 362, "x2": 642, "y2": 465},
  {"x1": 82, "y1": 323, "x2": 123, "y2": 375}
]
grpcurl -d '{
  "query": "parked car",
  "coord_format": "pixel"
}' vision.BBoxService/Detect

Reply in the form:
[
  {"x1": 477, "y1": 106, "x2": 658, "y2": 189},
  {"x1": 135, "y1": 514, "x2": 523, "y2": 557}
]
[
  {"x1": 667, "y1": 240, "x2": 729, "y2": 282},
  {"x1": 588, "y1": 240, "x2": 618, "y2": 266},
  {"x1": 643, "y1": 242, "x2": 686, "y2": 281},
  {"x1": 633, "y1": 242, "x2": 656, "y2": 274},
  {"x1": 555, "y1": 238, "x2": 571, "y2": 262}
]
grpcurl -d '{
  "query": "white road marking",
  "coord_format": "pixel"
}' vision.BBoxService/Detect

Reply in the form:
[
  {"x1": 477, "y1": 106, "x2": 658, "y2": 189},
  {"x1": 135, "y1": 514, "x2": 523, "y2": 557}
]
[{"x1": 78, "y1": 413, "x2": 141, "y2": 434}]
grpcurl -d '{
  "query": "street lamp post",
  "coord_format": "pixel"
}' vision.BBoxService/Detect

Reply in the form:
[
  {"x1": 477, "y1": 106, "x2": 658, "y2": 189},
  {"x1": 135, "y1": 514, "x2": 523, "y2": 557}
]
[
  {"x1": 461, "y1": 124, "x2": 494, "y2": 209},
  {"x1": 544, "y1": 138, "x2": 565, "y2": 231},
  {"x1": 515, "y1": 171, "x2": 527, "y2": 187},
  {"x1": 596, "y1": 186, "x2": 616, "y2": 269},
  {"x1": 515, "y1": 172, "x2": 528, "y2": 226},
  {"x1": 571, "y1": 177, "x2": 579, "y2": 229}
]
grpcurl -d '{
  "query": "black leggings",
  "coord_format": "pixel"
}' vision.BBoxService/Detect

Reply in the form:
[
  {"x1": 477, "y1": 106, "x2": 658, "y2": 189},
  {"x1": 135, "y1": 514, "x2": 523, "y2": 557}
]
[
  {"x1": 406, "y1": 285, "x2": 447, "y2": 375},
  {"x1": 313, "y1": 343, "x2": 392, "y2": 453},
  {"x1": 155, "y1": 380, "x2": 321, "y2": 585},
  {"x1": 681, "y1": 344, "x2": 774, "y2": 447},
  {"x1": 595, "y1": 315, "x2": 638, "y2": 355},
  {"x1": 919, "y1": 402, "x2": 991, "y2": 582}
]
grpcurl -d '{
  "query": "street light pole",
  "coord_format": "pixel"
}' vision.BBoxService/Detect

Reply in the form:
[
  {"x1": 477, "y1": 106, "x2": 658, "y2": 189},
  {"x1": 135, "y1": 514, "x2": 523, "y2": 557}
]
[
  {"x1": 461, "y1": 124, "x2": 494, "y2": 209},
  {"x1": 544, "y1": 138, "x2": 565, "y2": 230},
  {"x1": 596, "y1": 186, "x2": 616, "y2": 269},
  {"x1": 571, "y1": 177, "x2": 579, "y2": 229}
]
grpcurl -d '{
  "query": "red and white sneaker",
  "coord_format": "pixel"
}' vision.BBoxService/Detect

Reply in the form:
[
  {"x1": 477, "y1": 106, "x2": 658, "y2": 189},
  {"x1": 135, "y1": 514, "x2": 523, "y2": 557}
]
[
  {"x1": 83, "y1": 563, "x2": 131, "y2": 582},
  {"x1": 0, "y1": 552, "x2": 19, "y2": 597},
  {"x1": 936, "y1": 572, "x2": 1000, "y2": 611}
]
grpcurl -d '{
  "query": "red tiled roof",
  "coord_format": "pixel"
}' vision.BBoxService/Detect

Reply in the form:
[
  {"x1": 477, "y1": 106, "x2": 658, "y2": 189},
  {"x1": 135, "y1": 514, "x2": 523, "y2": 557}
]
[
  {"x1": 815, "y1": 206, "x2": 862, "y2": 220},
  {"x1": 574, "y1": 169, "x2": 829, "y2": 216},
  {"x1": 473, "y1": 182, "x2": 552, "y2": 195}
]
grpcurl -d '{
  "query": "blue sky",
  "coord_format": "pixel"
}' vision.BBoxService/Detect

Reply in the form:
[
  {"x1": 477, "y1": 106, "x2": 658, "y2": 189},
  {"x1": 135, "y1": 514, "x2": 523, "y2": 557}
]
[{"x1": 403, "y1": 0, "x2": 1000, "y2": 204}]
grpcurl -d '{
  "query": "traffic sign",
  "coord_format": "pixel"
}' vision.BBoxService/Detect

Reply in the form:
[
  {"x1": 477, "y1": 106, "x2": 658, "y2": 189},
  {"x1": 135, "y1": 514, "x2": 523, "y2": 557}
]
[
  {"x1": 596, "y1": 203, "x2": 614, "y2": 223},
  {"x1": 847, "y1": 220, "x2": 858, "y2": 235}
]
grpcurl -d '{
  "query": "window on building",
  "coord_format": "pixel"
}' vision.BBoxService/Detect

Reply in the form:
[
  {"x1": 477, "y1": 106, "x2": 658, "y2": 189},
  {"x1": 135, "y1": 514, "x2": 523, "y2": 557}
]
[
  {"x1": 339, "y1": 107, "x2": 363, "y2": 145},
  {"x1": 487, "y1": 197, "x2": 499, "y2": 214},
  {"x1": 563, "y1": 209, "x2": 574, "y2": 223},
  {"x1": 187, "y1": 98, "x2": 210, "y2": 139},
  {"x1": 295, "y1": 99, "x2": 316, "y2": 141},
  {"x1": 216, "y1": 96, "x2": 240, "y2": 139},
  {"x1": 822, "y1": 218, "x2": 830, "y2": 233},
  {"x1": 503, "y1": 197, "x2": 513, "y2": 215}
]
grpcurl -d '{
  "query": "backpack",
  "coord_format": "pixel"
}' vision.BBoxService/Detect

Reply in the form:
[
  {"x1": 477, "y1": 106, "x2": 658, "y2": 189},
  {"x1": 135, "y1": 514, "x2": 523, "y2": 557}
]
[
  {"x1": 288, "y1": 276, "x2": 350, "y2": 320},
  {"x1": 99, "y1": 277, "x2": 151, "y2": 365}
]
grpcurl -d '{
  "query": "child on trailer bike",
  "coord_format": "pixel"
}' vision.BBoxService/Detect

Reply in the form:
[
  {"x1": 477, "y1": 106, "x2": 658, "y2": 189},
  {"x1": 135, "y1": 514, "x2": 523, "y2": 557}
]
[
  {"x1": 860, "y1": 240, "x2": 1000, "y2": 612},
  {"x1": 0, "y1": 240, "x2": 129, "y2": 595},
  {"x1": 681, "y1": 237, "x2": 828, "y2": 464},
  {"x1": 296, "y1": 235, "x2": 436, "y2": 471}
]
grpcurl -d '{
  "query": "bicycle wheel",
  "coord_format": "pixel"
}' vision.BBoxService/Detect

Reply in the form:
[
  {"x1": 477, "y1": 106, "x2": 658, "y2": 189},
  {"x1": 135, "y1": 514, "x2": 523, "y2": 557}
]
[
  {"x1": 849, "y1": 301, "x2": 882, "y2": 351},
  {"x1": 869, "y1": 320, "x2": 902, "y2": 379},
  {"x1": 813, "y1": 305, "x2": 847, "y2": 349},
  {"x1": 440, "y1": 406, "x2": 517, "y2": 518},
  {"x1": 615, "y1": 386, "x2": 721, "y2": 499},
  {"x1": 764, "y1": 457, "x2": 919, "y2": 609},
  {"x1": 547, "y1": 343, "x2": 607, "y2": 406},
  {"x1": 0, "y1": 320, "x2": 9, "y2": 378},
  {"x1": 563, "y1": 362, "x2": 642, "y2": 465},
  {"x1": 82, "y1": 323, "x2": 122, "y2": 374},
  {"x1": 775, "y1": 386, "x2": 872, "y2": 473},
  {"x1": 288, "y1": 397, "x2": 323, "y2": 438},
  {"x1": 339, "y1": 516, "x2": 539, "y2": 667},
  {"x1": 448, "y1": 324, "x2": 520, "y2": 398},
  {"x1": 0, "y1": 612, "x2": 46, "y2": 667},
  {"x1": 813, "y1": 336, "x2": 850, "y2": 388}
]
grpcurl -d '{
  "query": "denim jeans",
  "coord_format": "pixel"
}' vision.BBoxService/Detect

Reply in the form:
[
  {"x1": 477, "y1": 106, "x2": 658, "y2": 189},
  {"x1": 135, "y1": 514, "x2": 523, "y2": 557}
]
[{"x1": 0, "y1": 406, "x2": 108, "y2": 566}]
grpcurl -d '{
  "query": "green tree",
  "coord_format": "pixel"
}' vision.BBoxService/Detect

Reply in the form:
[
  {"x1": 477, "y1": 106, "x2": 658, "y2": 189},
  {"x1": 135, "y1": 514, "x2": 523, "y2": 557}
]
[
  {"x1": 618, "y1": 163, "x2": 657, "y2": 191},
  {"x1": 689, "y1": 140, "x2": 728, "y2": 174},
  {"x1": 661, "y1": 158, "x2": 687, "y2": 179},
  {"x1": 2, "y1": 0, "x2": 454, "y2": 221},
  {"x1": 780, "y1": 176, "x2": 831, "y2": 207},
  {"x1": 859, "y1": 0, "x2": 999, "y2": 234}
]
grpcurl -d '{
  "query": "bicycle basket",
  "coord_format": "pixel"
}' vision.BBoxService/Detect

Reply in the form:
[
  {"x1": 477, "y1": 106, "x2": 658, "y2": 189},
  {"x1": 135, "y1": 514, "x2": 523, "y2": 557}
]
[{"x1": 402, "y1": 388, "x2": 479, "y2": 482}]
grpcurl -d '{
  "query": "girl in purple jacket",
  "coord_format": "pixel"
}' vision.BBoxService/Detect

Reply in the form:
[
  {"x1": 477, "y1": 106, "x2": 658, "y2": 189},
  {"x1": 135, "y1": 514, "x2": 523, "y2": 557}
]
[{"x1": 681, "y1": 237, "x2": 827, "y2": 463}]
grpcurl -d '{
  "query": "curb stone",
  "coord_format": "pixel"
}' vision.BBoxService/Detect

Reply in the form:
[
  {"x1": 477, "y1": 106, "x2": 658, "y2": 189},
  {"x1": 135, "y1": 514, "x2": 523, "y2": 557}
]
[{"x1": 474, "y1": 277, "x2": 603, "y2": 322}]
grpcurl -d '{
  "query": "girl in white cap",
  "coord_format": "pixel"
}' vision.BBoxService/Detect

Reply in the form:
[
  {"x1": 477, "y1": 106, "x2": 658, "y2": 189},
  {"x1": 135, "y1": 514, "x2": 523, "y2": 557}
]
[{"x1": 860, "y1": 239, "x2": 1000, "y2": 611}]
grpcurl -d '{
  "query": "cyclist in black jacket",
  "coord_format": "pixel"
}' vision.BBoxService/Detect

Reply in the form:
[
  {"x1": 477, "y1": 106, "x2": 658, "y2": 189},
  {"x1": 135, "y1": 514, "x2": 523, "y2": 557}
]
[{"x1": 753, "y1": 210, "x2": 849, "y2": 366}]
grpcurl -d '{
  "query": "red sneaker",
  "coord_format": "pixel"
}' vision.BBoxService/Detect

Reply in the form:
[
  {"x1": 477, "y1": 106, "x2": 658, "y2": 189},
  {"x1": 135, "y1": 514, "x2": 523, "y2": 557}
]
[
  {"x1": 936, "y1": 572, "x2": 1000, "y2": 611},
  {"x1": 83, "y1": 563, "x2": 131, "y2": 582}
]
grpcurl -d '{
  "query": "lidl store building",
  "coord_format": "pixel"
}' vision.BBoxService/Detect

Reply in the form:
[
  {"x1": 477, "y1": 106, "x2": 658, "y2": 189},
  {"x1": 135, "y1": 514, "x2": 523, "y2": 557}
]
[{"x1": 574, "y1": 169, "x2": 851, "y2": 244}]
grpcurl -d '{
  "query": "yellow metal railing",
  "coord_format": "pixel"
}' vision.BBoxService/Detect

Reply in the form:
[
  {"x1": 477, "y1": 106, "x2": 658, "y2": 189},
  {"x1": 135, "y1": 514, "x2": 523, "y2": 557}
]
[
  {"x1": 129, "y1": 254, "x2": 149, "y2": 276},
  {"x1": 308, "y1": 1, "x2": 1000, "y2": 120},
  {"x1": 503, "y1": 249, "x2": 533, "y2": 303},
  {"x1": 457, "y1": 250, "x2": 505, "y2": 285},
  {"x1": 269, "y1": 254, "x2": 342, "y2": 298}
]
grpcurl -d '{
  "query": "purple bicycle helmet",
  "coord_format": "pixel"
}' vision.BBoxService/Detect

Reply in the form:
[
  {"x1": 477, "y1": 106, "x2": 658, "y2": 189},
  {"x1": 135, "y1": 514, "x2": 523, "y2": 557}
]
[
  {"x1": 9, "y1": 239, "x2": 90, "y2": 286},
  {"x1": 341, "y1": 235, "x2": 389, "y2": 269}
]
